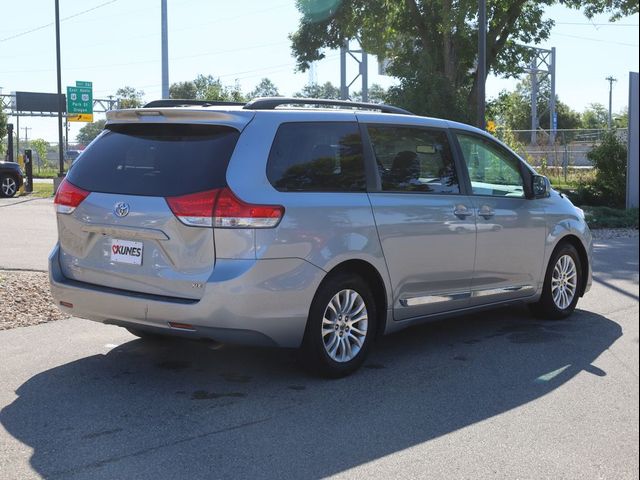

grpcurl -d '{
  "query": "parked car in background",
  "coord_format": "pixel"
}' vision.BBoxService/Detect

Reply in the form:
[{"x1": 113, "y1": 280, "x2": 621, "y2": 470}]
[
  {"x1": 0, "y1": 161, "x2": 24, "y2": 198},
  {"x1": 49, "y1": 98, "x2": 592, "y2": 377}
]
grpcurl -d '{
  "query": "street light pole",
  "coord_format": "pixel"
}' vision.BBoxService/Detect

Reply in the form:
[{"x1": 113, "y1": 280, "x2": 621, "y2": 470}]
[
  {"x1": 477, "y1": 0, "x2": 487, "y2": 130},
  {"x1": 55, "y1": 0, "x2": 65, "y2": 176},
  {"x1": 161, "y1": 0, "x2": 169, "y2": 99},
  {"x1": 606, "y1": 76, "x2": 617, "y2": 129}
]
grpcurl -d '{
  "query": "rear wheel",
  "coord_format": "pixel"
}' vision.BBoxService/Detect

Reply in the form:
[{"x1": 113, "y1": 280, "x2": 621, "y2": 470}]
[
  {"x1": 0, "y1": 175, "x2": 18, "y2": 198},
  {"x1": 300, "y1": 273, "x2": 376, "y2": 377},
  {"x1": 530, "y1": 242, "x2": 582, "y2": 320}
]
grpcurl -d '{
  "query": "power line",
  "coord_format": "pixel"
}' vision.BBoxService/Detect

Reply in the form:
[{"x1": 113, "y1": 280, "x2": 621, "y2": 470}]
[
  {"x1": 0, "y1": 0, "x2": 118, "y2": 43},
  {"x1": 553, "y1": 32, "x2": 639, "y2": 47},
  {"x1": 555, "y1": 22, "x2": 639, "y2": 26}
]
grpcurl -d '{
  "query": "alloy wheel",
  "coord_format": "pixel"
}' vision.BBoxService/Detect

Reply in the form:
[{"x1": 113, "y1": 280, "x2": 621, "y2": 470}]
[{"x1": 322, "y1": 289, "x2": 368, "y2": 363}]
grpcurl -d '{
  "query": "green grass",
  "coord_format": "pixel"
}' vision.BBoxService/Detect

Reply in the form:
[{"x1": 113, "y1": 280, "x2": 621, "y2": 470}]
[
  {"x1": 545, "y1": 168, "x2": 596, "y2": 190},
  {"x1": 18, "y1": 182, "x2": 54, "y2": 198},
  {"x1": 584, "y1": 207, "x2": 639, "y2": 230}
]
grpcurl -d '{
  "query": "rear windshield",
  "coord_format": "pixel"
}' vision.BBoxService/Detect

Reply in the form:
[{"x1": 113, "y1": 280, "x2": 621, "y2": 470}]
[{"x1": 66, "y1": 124, "x2": 239, "y2": 196}]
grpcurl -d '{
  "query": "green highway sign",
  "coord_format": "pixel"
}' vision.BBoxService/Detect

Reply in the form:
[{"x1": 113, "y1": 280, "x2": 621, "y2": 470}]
[{"x1": 66, "y1": 81, "x2": 93, "y2": 122}]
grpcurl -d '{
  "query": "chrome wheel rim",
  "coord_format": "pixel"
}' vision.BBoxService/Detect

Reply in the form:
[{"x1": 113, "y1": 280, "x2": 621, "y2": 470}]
[
  {"x1": 322, "y1": 289, "x2": 368, "y2": 363},
  {"x1": 551, "y1": 255, "x2": 578, "y2": 310},
  {"x1": 2, "y1": 177, "x2": 16, "y2": 197}
]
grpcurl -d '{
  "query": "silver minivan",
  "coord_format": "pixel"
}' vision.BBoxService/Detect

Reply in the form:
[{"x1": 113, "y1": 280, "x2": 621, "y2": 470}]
[{"x1": 49, "y1": 98, "x2": 592, "y2": 376}]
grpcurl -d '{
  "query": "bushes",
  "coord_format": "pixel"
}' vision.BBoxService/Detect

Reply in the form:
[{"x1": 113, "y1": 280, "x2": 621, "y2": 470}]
[{"x1": 578, "y1": 132, "x2": 628, "y2": 208}]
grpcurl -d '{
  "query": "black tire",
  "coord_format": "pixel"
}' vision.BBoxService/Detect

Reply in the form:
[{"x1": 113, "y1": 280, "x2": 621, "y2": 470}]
[
  {"x1": 0, "y1": 175, "x2": 18, "y2": 198},
  {"x1": 300, "y1": 273, "x2": 377, "y2": 378},
  {"x1": 529, "y1": 242, "x2": 582, "y2": 320}
]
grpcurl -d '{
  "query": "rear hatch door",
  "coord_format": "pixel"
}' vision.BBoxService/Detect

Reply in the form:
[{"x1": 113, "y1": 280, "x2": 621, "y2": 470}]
[{"x1": 57, "y1": 110, "x2": 253, "y2": 300}]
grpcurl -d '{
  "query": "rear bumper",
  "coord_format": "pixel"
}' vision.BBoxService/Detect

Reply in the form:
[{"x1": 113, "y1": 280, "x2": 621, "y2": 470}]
[{"x1": 48, "y1": 244, "x2": 325, "y2": 348}]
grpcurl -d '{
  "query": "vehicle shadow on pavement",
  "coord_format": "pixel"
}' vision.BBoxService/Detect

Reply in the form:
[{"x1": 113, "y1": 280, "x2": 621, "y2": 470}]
[{"x1": 1, "y1": 307, "x2": 622, "y2": 480}]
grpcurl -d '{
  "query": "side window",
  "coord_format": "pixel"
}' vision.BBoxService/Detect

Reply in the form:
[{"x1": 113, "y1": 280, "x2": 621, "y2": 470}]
[
  {"x1": 366, "y1": 125, "x2": 459, "y2": 194},
  {"x1": 267, "y1": 122, "x2": 366, "y2": 192},
  {"x1": 456, "y1": 133, "x2": 525, "y2": 198}
]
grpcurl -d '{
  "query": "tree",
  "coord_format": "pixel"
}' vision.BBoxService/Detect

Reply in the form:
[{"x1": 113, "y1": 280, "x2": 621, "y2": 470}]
[
  {"x1": 586, "y1": 131, "x2": 627, "y2": 207},
  {"x1": 290, "y1": 0, "x2": 637, "y2": 124},
  {"x1": 613, "y1": 107, "x2": 628, "y2": 129},
  {"x1": 169, "y1": 81, "x2": 197, "y2": 99},
  {"x1": 76, "y1": 119, "x2": 107, "y2": 146},
  {"x1": 249, "y1": 78, "x2": 280, "y2": 99},
  {"x1": 116, "y1": 86, "x2": 145, "y2": 108},
  {"x1": 294, "y1": 81, "x2": 341, "y2": 99},
  {"x1": 0, "y1": 109, "x2": 7, "y2": 157},
  {"x1": 581, "y1": 103, "x2": 609, "y2": 129},
  {"x1": 352, "y1": 83, "x2": 388, "y2": 103},
  {"x1": 487, "y1": 80, "x2": 581, "y2": 131},
  {"x1": 29, "y1": 139, "x2": 49, "y2": 168},
  {"x1": 191, "y1": 75, "x2": 245, "y2": 102}
]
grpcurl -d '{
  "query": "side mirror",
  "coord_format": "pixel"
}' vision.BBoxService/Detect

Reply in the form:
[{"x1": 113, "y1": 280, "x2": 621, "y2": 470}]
[{"x1": 532, "y1": 175, "x2": 551, "y2": 198}]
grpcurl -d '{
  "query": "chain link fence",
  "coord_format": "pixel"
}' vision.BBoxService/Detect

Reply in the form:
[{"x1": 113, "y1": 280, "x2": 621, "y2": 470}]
[{"x1": 495, "y1": 128, "x2": 627, "y2": 171}]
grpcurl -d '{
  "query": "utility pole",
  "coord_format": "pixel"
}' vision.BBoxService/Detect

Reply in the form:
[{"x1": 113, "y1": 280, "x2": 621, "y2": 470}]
[
  {"x1": 606, "y1": 76, "x2": 617, "y2": 129},
  {"x1": 161, "y1": 0, "x2": 169, "y2": 99},
  {"x1": 54, "y1": 0, "x2": 65, "y2": 177},
  {"x1": 477, "y1": 0, "x2": 487, "y2": 130},
  {"x1": 23, "y1": 127, "x2": 31, "y2": 147}
]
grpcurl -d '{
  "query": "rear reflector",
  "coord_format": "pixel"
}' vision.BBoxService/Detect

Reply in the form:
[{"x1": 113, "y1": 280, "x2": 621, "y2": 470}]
[
  {"x1": 168, "y1": 322, "x2": 195, "y2": 330},
  {"x1": 166, "y1": 187, "x2": 283, "y2": 228},
  {"x1": 54, "y1": 179, "x2": 90, "y2": 214}
]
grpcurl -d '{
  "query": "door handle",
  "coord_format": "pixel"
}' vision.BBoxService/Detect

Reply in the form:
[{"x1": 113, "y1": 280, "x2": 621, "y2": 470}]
[
  {"x1": 478, "y1": 206, "x2": 495, "y2": 219},
  {"x1": 453, "y1": 206, "x2": 474, "y2": 219}
]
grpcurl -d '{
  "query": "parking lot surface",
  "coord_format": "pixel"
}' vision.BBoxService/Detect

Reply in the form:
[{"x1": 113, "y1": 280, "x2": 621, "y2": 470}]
[{"x1": 0, "y1": 212, "x2": 638, "y2": 479}]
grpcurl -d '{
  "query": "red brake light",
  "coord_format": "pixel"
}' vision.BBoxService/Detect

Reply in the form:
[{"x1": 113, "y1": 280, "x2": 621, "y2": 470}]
[
  {"x1": 166, "y1": 187, "x2": 283, "y2": 228},
  {"x1": 54, "y1": 179, "x2": 90, "y2": 214},
  {"x1": 213, "y1": 188, "x2": 283, "y2": 228}
]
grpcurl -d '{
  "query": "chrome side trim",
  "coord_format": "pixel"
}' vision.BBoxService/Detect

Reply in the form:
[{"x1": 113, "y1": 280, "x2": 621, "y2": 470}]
[
  {"x1": 400, "y1": 292, "x2": 471, "y2": 307},
  {"x1": 400, "y1": 285, "x2": 534, "y2": 307},
  {"x1": 472, "y1": 285, "x2": 535, "y2": 297}
]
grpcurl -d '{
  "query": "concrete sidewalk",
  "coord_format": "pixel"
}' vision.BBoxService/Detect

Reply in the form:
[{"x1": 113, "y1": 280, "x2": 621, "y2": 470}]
[{"x1": 0, "y1": 198, "x2": 56, "y2": 271}]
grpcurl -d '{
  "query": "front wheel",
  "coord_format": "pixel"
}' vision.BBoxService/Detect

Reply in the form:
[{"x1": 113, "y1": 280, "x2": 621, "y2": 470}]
[
  {"x1": 530, "y1": 242, "x2": 582, "y2": 320},
  {"x1": 300, "y1": 273, "x2": 377, "y2": 377},
  {"x1": 0, "y1": 175, "x2": 18, "y2": 198}
]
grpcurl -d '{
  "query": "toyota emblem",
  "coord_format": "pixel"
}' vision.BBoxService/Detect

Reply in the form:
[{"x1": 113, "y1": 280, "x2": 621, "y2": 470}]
[{"x1": 114, "y1": 202, "x2": 130, "y2": 217}]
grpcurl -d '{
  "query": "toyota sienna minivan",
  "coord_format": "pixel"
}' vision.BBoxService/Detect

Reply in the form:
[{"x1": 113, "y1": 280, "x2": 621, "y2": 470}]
[{"x1": 49, "y1": 98, "x2": 592, "y2": 376}]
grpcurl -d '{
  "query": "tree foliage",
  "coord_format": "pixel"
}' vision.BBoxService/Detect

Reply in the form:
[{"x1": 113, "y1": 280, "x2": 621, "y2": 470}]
[
  {"x1": 290, "y1": 0, "x2": 636, "y2": 124},
  {"x1": 76, "y1": 119, "x2": 107, "y2": 145},
  {"x1": 487, "y1": 80, "x2": 581, "y2": 131},
  {"x1": 169, "y1": 75, "x2": 246, "y2": 102},
  {"x1": 294, "y1": 81, "x2": 341, "y2": 99},
  {"x1": 248, "y1": 78, "x2": 280, "y2": 99},
  {"x1": 584, "y1": 131, "x2": 628, "y2": 207},
  {"x1": 169, "y1": 81, "x2": 197, "y2": 99},
  {"x1": 0, "y1": 109, "x2": 7, "y2": 156},
  {"x1": 580, "y1": 103, "x2": 609, "y2": 129},
  {"x1": 116, "y1": 86, "x2": 145, "y2": 108},
  {"x1": 29, "y1": 139, "x2": 49, "y2": 168}
]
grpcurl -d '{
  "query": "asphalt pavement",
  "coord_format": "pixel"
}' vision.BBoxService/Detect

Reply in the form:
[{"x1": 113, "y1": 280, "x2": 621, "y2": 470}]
[
  {"x1": 0, "y1": 198, "x2": 638, "y2": 479},
  {"x1": 0, "y1": 198, "x2": 56, "y2": 271}
]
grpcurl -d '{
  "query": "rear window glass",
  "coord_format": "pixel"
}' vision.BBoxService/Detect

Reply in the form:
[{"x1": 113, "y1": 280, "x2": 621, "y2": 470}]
[
  {"x1": 66, "y1": 124, "x2": 239, "y2": 196},
  {"x1": 267, "y1": 122, "x2": 366, "y2": 192}
]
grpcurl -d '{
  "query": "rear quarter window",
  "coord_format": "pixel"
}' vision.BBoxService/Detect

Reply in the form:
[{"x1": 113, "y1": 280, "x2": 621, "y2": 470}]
[
  {"x1": 66, "y1": 124, "x2": 239, "y2": 197},
  {"x1": 266, "y1": 122, "x2": 366, "y2": 192}
]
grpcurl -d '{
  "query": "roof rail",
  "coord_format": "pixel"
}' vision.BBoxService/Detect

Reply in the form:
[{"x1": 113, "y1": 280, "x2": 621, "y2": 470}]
[
  {"x1": 243, "y1": 97, "x2": 413, "y2": 115},
  {"x1": 143, "y1": 99, "x2": 246, "y2": 108}
]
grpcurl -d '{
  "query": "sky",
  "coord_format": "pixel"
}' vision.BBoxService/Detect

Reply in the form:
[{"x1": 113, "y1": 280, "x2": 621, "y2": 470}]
[{"x1": 0, "y1": 0, "x2": 638, "y2": 143}]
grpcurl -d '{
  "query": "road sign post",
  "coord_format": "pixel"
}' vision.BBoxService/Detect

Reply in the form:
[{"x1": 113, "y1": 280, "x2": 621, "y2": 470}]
[{"x1": 66, "y1": 81, "x2": 93, "y2": 122}]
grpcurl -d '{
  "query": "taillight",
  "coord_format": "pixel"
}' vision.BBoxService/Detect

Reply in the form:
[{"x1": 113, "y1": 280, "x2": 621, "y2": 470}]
[
  {"x1": 54, "y1": 179, "x2": 90, "y2": 214},
  {"x1": 165, "y1": 189, "x2": 217, "y2": 227},
  {"x1": 166, "y1": 187, "x2": 283, "y2": 228}
]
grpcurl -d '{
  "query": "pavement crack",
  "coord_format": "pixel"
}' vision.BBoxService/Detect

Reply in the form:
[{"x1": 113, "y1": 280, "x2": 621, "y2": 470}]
[{"x1": 47, "y1": 417, "x2": 272, "y2": 479}]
